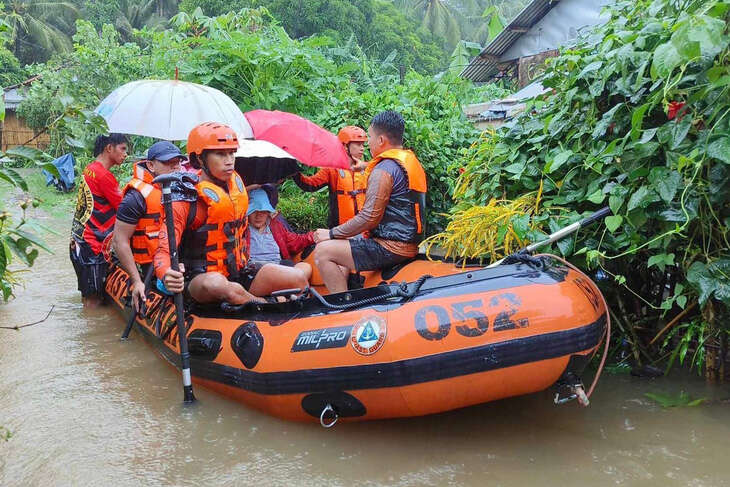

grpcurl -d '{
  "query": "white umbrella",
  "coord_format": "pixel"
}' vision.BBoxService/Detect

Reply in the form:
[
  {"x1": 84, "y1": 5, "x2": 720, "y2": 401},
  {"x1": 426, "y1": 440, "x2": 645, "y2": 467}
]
[{"x1": 95, "y1": 80, "x2": 254, "y2": 141}]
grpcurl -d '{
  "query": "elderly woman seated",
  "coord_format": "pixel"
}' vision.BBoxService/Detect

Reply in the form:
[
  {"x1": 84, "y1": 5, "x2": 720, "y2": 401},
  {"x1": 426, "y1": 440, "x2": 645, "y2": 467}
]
[{"x1": 245, "y1": 189, "x2": 313, "y2": 282}]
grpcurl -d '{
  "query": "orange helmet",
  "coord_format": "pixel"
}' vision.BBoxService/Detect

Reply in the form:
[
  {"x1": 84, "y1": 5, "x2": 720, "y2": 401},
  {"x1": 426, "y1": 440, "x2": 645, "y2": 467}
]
[
  {"x1": 187, "y1": 122, "x2": 239, "y2": 157},
  {"x1": 337, "y1": 126, "x2": 368, "y2": 144}
]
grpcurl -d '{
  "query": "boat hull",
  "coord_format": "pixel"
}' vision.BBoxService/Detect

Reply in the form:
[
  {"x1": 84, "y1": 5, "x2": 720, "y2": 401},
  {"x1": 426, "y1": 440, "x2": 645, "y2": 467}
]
[{"x1": 106, "y1": 256, "x2": 607, "y2": 422}]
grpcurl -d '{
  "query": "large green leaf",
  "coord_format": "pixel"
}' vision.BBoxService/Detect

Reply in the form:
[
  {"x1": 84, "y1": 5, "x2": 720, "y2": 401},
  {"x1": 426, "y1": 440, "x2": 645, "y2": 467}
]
[
  {"x1": 5, "y1": 146, "x2": 49, "y2": 162},
  {"x1": 687, "y1": 260, "x2": 730, "y2": 306},
  {"x1": 670, "y1": 117, "x2": 692, "y2": 149},
  {"x1": 649, "y1": 167, "x2": 682, "y2": 202},
  {"x1": 545, "y1": 150, "x2": 573, "y2": 174},
  {"x1": 672, "y1": 15, "x2": 728, "y2": 61},
  {"x1": 605, "y1": 215, "x2": 623, "y2": 233},
  {"x1": 708, "y1": 137, "x2": 730, "y2": 164},
  {"x1": 630, "y1": 103, "x2": 650, "y2": 141},
  {"x1": 0, "y1": 167, "x2": 29, "y2": 191},
  {"x1": 651, "y1": 42, "x2": 681, "y2": 78},
  {"x1": 627, "y1": 185, "x2": 650, "y2": 211}
]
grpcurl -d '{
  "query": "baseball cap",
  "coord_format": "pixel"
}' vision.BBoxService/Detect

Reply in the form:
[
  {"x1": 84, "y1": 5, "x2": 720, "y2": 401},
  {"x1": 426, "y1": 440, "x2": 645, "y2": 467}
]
[{"x1": 147, "y1": 141, "x2": 187, "y2": 162}]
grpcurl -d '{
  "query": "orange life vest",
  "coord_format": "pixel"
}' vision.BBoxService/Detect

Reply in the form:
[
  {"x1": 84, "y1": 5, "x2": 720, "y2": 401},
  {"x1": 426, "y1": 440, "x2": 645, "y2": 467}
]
[
  {"x1": 122, "y1": 162, "x2": 162, "y2": 264},
  {"x1": 365, "y1": 149, "x2": 427, "y2": 244},
  {"x1": 334, "y1": 168, "x2": 368, "y2": 224},
  {"x1": 181, "y1": 173, "x2": 249, "y2": 278}
]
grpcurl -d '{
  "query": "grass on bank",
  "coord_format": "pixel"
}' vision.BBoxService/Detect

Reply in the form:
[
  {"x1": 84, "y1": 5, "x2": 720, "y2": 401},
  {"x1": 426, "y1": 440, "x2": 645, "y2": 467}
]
[{"x1": 0, "y1": 168, "x2": 75, "y2": 220}]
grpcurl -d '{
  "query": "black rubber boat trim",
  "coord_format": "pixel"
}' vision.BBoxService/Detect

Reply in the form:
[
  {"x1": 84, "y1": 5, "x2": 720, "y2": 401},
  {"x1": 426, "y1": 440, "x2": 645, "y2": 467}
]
[{"x1": 133, "y1": 312, "x2": 606, "y2": 396}]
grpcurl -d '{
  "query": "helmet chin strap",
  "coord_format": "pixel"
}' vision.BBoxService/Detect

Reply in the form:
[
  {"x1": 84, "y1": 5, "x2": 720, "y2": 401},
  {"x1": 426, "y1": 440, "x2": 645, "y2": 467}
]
[{"x1": 201, "y1": 159, "x2": 229, "y2": 188}]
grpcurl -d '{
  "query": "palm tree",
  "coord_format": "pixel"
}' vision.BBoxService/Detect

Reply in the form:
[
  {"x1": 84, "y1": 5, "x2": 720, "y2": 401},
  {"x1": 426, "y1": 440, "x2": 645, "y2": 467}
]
[
  {"x1": 153, "y1": 0, "x2": 180, "y2": 18},
  {"x1": 395, "y1": 0, "x2": 461, "y2": 49},
  {"x1": 115, "y1": 0, "x2": 170, "y2": 40},
  {"x1": 2, "y1": 0, "x2": 79, "y2": 64}
]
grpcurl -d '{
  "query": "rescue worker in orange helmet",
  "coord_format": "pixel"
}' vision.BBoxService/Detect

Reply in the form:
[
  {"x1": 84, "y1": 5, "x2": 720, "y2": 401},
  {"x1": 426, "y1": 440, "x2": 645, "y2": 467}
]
[
  {"x1": 313, "y1": 111, "x2": 427, "y2": 293},
  {"x1": 292, "y1": 125, "x2": 369, "y2": 227},
  {"x1": 112, "y1": 141, "x2": 184, "y2": 313},
  {"x1": 154, "y1": 123, "x2": 309, "y2": 305}
]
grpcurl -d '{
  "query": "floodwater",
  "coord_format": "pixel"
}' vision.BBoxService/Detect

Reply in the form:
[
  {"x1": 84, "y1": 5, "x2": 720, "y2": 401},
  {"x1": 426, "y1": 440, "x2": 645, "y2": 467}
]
[{"x1": 2, "y1": 212, "x2": 730, "y2": 487}]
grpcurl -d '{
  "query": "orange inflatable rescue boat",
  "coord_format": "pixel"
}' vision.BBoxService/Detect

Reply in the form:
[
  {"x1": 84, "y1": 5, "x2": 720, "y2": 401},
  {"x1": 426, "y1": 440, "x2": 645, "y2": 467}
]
[{"x1": 106, "y1": 253, "x2": 608, "y2": 424}]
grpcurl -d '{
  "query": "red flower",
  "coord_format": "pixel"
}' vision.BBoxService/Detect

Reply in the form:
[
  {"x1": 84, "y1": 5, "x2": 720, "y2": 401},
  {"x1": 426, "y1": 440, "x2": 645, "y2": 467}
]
[{"x1": 667, "y1": 101, "x2": 686, "y2": 120}]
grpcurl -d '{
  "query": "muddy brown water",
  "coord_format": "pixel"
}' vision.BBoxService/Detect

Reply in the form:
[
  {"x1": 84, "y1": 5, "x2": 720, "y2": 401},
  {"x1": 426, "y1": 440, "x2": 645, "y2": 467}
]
[{"x1": 1, "y1": 210, "x2": 730, "y2": 487}]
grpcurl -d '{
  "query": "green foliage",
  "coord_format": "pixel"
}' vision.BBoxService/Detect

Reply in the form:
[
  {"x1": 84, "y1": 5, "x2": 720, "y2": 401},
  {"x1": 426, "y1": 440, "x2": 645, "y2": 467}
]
[
  {"x1": 276, "y1": 181, "x2": 328, "y2": 231},
  {"x1": 0, "y1": 425, "x2": 11, "y2": 441},
  {"x1": 17, "y1": 20, "x2": 163, "y2": 160},
  {"x1": 451, "y1": 0, "x2": 730, "y2": 311},
  {"x1": 1, "y1": 0, "x2": 79, "y2": 64},
  {"x1": 645, "y1": 390, "x2": 707, "y2": 408},
  {"x1": 81, "y1": 0, "x2": 179, "y2": 34},
  {"x1": 402, "y1": 0, "x2": 531, "y2": 46},
  {"x1": 448, "y1": 40, "x2": 482, "y2": 73},
  {"x1": 80, "y1": 0, "x2": 121, "y2": 30},
  {"x1": 0, "y1": 45, "x2": 25, "y2": 87},
  {"x1": 660, "y1": 318, "x2": 714, "y2": 374},
  {"x1": 180, "y1": 0, "x2": 448, "y2": 73},
  {"x1": 445, "y1": 0, "x2": 730, "y2": 371},
  {"x1": 0, "y1": 166, "x2": 56, "y2": 301},
  {"x1": 396, "y1": 0, "x2": 460, "y2": 50}
]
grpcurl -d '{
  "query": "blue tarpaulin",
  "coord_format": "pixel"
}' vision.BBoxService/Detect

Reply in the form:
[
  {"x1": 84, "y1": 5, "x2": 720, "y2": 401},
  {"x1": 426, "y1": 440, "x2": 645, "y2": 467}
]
[{"x1": 43, "y1": 153, "x2": 76, "y2": 192}]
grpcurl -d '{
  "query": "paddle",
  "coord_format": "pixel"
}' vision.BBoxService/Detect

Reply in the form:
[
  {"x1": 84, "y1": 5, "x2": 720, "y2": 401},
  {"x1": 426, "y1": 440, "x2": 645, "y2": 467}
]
[
  {"x1": 488, "y1": 207, "x2": 611, "y2": 268},
  {"x1": 154, "y1": 172, "x2": 199, "y2": 404},
  {"x1": 120, "y1": 264, "x2": 155, "y2": 340}
]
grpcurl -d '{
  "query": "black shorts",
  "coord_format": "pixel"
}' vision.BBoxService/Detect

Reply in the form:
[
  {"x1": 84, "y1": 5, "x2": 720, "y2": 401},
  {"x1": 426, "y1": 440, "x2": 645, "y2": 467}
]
[
  {"x1": 69, "y1": 240, "x2": 109, "y2": 299},
  {"x1": 349, "y1": 236, "x2": 410, "y2": 272}
]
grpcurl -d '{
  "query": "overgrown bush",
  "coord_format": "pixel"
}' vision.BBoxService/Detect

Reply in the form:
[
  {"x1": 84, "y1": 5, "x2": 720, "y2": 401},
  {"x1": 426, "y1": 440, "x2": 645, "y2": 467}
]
[
  {"x1": 276, "y1": 180, "x2": 328, "y2": 232},
  {"x1": 440, "y1": 0, "x2": 730, "y2": 371}
]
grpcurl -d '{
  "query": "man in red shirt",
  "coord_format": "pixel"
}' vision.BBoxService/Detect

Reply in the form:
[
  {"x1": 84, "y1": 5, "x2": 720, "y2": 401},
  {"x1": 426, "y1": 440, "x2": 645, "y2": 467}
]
[{"x1": 70, "y1": 133, "x2": 128, "y2": 308}]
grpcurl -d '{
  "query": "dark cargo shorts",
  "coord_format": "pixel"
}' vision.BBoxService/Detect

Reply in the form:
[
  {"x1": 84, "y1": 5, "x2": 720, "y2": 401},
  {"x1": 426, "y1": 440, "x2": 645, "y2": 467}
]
[
  {"x1": 69, "y1": 240, "x2": 109, "y2": 299},
  {"x1": 349, "y1": 236, "x2": 410, "y2": 272}
]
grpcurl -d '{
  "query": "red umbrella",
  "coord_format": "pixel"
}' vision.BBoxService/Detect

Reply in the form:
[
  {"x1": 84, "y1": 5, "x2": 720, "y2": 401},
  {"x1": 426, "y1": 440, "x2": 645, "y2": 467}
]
[{"x1": 244, "y1": 109, "x2": 350, "y2": 170}]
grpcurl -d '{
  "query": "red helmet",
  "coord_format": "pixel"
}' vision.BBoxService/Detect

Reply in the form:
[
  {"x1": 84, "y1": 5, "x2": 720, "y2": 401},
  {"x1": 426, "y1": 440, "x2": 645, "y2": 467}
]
[
  {"x1": 187, "y1": 122, "x2": 239, "y2": 157},
  {"x1": 337, "y1": 126, "x2": 367, "y2": 144}
]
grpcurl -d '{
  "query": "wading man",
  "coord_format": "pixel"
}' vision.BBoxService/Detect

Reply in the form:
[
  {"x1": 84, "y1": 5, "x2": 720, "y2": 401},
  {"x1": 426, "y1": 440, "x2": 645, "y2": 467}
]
[{"x1": 70, "y1": 133, "x2": 128, "y2": 308}]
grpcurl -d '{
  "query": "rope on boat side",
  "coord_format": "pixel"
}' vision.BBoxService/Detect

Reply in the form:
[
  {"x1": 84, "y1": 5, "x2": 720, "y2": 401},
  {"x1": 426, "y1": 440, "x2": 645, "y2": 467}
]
[{"x1": 308, "y1": 274, "x2": 433, "y2": 311}]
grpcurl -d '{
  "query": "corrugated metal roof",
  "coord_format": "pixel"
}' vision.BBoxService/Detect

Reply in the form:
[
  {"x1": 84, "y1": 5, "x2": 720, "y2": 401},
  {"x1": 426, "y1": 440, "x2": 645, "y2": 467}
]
[
  {"x1": 2, "y1": 88, "x2": 26, "y2": 110},
  {"x1": 460, "y1": 0, "x2": 559, "y2": 82}
]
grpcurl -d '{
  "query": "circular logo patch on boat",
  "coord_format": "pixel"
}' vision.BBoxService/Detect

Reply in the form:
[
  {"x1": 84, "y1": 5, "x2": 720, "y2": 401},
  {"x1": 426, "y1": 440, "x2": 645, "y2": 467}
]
[{"x1": 350, "y1": 316, "x2": 387, "y2": 356}]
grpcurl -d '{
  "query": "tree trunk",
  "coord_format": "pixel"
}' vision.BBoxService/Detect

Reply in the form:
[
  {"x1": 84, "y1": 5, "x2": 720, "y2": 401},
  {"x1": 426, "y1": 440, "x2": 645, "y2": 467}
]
[{"x1": 703, "y1": 300, "x2": 724, "y2": 383}]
